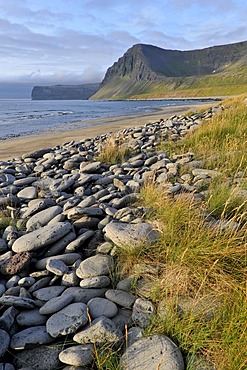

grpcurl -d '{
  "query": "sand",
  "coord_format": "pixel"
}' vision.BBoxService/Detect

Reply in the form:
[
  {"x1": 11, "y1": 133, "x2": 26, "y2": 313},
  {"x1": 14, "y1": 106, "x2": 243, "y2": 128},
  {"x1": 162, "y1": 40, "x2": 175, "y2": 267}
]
[{"x1": 0, "y1": 102, "x2": 213, "y2": 161}]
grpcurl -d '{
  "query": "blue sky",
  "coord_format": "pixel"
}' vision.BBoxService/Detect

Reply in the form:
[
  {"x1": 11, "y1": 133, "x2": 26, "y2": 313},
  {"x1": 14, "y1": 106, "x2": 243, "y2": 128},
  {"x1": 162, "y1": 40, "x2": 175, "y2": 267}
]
[{"x1": 0, "y1": 0, "x2": 247, "y2": 86}]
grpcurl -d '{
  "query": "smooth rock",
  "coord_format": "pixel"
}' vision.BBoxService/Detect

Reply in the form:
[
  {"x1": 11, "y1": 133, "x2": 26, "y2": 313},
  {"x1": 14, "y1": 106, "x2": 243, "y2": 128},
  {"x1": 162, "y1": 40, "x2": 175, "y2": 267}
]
[
  {"x1": 33, "y1": 286, "x2": 66, "y2": 301},
  {"x1": 46, "y1": 259, "x2": 68, "y2": 276},
  {"x1": 59, "y1": 344, "x2": 94, "y2": 366},
  {"x1": 79, "y1": 276, "x2": 110, "y2": 289},
  {"x1": 26, "y1": 205, "x2": 62, "y2": 231},
  {"x1": 10, "y1": 326, "x2": 54, "y2": 350},
  {"x1": 62, "y1": 287, "x2": 106, "y2": 303},
  {"x1": 35, "y1": 253, "x2": 81, "y2": 270},
  {"x1": 76, "y1": 254, "x2": 114, "y2": 279},
  {"x1": 12, "y1": 222, "x2": 72, "y2": 253},
  {"x1": 0, "y1": 296, "x2": 36, "y2": 308},
  {"x1": 121, "y1": 334, "x2": 184, "y2": 370},
  {"x1": 17, "y1": 186, "x2": 38, "y2": 200},
  {"x1": 39, "y1": 294, "x2": 74, "y2": 315},
  {"x1": 132, "y1": 298, "x2": 155, "y2": 328},
  {"x1": 105, "y1": 289, "x2": 136, "y2": 308},
  {"x1": 87, "y1": 297, "x2": 118, "y2": 319},
  {"x1": 46, "y1": 303, "x2": 88, "y2": 338},
  {"x1": 104, "y1": 221, "x2": 159, "y2": 248},
  {"x1": 16, "y1": 309, "x2": 47, "y2": 326}
]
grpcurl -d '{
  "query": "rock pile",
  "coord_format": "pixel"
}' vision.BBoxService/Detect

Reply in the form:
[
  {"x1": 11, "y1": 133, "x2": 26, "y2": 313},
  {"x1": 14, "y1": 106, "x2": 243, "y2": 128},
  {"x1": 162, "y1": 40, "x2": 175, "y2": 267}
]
[{"x1": 0, "y1": 107, "x2": 225, "y2": 369}]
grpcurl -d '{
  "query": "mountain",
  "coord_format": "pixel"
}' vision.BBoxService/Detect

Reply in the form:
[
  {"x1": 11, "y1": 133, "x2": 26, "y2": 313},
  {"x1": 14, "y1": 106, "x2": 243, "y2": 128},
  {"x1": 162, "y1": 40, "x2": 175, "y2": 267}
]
[
  {"x1": 31, "y1": 83, "x2": 100, "y2": 100},
  {"x1": 91, "y1": 41, "x2": 247, "y2": 99}
]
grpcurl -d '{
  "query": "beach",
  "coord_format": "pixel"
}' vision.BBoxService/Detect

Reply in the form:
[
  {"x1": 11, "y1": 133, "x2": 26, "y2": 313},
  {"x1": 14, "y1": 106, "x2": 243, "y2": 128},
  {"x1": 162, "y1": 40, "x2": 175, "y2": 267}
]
[{"x1": 0, "y1": 102, "x2": 213, "y2": 160}]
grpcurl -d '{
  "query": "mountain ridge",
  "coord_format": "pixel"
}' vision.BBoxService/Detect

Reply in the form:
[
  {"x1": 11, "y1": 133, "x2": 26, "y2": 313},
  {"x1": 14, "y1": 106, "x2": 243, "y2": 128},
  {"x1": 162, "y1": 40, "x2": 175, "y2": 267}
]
[
  {"x1": 31, "y1": 83, "x2": 100, "y2": 100},
  {"x1": 91, "y1": 40, "x2": 247, "y2": 99}
]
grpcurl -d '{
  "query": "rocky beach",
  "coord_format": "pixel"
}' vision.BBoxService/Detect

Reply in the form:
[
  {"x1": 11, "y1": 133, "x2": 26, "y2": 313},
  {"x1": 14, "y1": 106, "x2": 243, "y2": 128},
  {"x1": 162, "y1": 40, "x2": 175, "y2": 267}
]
[{"x1": 0, "y1": 99, "x2": 245, "y2": 369}]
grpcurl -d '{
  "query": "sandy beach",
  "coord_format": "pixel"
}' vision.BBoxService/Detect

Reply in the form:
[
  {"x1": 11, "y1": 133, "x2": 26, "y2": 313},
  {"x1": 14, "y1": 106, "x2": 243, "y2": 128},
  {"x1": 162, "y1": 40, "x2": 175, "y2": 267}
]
[{"x1": 0, "y1": 102, "x2": 213, "y2": 161}]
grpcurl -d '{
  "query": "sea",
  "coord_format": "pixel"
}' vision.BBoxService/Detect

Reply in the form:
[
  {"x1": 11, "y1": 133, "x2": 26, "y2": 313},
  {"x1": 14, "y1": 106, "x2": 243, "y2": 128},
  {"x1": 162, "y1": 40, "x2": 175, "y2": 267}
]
[{"x1": 0, "y1": 99, "x2": 207, "y2": 140}]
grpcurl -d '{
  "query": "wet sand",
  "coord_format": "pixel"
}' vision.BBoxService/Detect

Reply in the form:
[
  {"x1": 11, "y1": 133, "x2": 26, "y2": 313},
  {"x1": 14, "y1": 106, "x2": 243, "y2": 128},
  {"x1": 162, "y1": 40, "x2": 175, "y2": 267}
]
[{"x1": 0, "y1": 103, "x2": 213, "y2": 160}]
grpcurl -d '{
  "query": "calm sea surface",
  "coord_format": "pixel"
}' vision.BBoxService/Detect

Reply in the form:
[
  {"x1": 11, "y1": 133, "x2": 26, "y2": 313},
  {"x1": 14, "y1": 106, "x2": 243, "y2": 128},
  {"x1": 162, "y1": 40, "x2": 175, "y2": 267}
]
[{"x1": 0, "y1": 99, "x2": 205, "y2": 140}]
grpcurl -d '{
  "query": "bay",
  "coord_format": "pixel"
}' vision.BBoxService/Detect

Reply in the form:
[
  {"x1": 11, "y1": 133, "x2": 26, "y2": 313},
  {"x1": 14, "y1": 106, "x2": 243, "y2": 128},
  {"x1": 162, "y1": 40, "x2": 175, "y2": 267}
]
[{"x1": 0, "y1": 99, "x2": 206, "y2": 140}]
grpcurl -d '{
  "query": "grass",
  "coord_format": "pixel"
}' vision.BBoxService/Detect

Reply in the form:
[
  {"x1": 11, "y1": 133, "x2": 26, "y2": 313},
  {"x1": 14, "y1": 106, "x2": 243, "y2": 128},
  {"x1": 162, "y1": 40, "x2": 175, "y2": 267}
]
[
  {"x1": 115, "y1": 95, "x2": 247, "y2": 370},
  {"x1": 96, "y1": 134, "x2": 132, "y2": 165}
]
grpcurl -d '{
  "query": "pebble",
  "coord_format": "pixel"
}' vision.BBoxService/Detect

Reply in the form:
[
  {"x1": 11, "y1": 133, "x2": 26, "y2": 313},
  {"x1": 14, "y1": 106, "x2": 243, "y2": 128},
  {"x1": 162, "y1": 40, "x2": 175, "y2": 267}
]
[
  {"x1": 76, "y1": 254, "x2": 114, "y2": 279},
  {"x1": 39, "y1": 294, "x2": 74, "y2": 315},
  {"x1": 87, "y1": 297, "x2": 118, "y2": 319},
  {"x1": 59, "y1": 344, "x2": 94, "y2": 366}
]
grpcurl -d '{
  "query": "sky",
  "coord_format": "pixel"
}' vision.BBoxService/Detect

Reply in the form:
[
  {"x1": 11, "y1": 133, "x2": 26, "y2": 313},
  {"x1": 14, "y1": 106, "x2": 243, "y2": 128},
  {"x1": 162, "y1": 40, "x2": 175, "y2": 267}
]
[{"x1": 0, "y1": 0, "x2": 247, "y2": 97}]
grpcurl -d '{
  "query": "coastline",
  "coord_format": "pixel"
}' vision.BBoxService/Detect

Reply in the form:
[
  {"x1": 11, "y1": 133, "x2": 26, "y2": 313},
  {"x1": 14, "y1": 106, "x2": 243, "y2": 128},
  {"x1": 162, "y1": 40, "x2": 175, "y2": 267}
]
[{"x1": 0, "y1": 102, "x2": 213, "y2": 160}]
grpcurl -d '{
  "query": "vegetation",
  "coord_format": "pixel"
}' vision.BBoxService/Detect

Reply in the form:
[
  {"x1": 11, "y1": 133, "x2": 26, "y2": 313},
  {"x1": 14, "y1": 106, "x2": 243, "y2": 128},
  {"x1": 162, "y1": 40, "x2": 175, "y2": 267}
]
[
  {"x1": 96, "y1": 134, "x2": 132, "y2": 164},
  {"x1": 115, "y1": 95, "x2": 247, "y2": 370}
]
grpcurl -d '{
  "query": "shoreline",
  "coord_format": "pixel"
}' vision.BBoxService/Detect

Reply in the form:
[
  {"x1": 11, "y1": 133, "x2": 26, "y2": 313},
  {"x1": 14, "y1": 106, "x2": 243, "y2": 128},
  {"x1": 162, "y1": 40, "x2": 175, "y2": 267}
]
[{"x1": 0, "y1": 102, "x2": 214, "y2": 161}]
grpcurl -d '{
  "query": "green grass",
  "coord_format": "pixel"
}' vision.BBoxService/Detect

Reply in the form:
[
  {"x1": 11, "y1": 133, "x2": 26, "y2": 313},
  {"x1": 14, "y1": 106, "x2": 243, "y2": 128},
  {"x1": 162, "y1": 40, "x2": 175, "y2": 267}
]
[{"x1": 115, "y1": 95, "x2": 247, "y2": 370}]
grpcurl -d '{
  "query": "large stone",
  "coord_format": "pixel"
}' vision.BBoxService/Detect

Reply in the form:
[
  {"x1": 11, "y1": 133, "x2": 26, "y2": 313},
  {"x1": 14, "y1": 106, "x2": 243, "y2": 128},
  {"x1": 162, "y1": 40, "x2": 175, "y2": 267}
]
[
  {"x1": 10, "y1": 326, "x2": 54, "y2": 350},
  {"x1": 59, "y1": 344, "x2": 94, "y2": 366},
  {"x1": 105, "y1": 289, "x2": 136, "y2": 308},
  {"x1": 73, "y1": 317, "x2": 122, "y2": 344},
  {"x1": 87, "y1": 297, "x2": 118, "y2": 319},
  {"x1": 0, "y1": 329, "x2": 10, "y2": 359},
  {"x1": 26, "y1": 205, "x2": 62, "y2": 231},
  {"x1": 0, "y1": 296, "x2": 36, "y2": 308},
  {"x1": 33, "y1": 286, "x2": 66, "y2": 301},
  {"x1": 12, "y1": 344, "x2": 63, "y2": 370},
  {"x1": 46, "y1": 303, "x2": 88, "y2": 338},
  {"x1": 76, "y1": 254, "x2": 114, "y2": 279},
  {"x1": 62, "y1": 287, "x2": 106, "y2": 303},
  {"x1": 16, "y1": 309, "x2": 47, "y2": 326},
  {"x1": 121, "y1": 335, "x2": 184, "y2": 370},
  {"x1": 104, "y1": 221, "x2": 159, "y2": 248},
  {"x1": 39, "y1": 294, "x2": 74, "y2": 315},
  {"x1": 12, "y1": 222, "x2": 72, "y2": 252},
  {"x1": 17, "y1": 186, "x2": 38, "y2": 200}
]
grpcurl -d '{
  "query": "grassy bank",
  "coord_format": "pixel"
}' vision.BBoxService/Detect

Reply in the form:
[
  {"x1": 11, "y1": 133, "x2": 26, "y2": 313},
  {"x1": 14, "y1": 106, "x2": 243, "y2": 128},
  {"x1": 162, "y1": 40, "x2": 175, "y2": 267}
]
[{"x1": 115, "y1": 95, "x2": 247, "y2": 369}]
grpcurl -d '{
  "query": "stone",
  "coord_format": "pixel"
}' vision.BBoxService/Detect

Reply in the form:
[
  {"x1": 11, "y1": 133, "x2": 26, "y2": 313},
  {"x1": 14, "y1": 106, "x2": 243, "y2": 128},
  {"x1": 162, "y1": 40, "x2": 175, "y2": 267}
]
[
  {"x1": 59, "y1": 344, "x2": 94, "y2": 366},
  {"x1": 17, "y1": 186, "x2": 38, "y2": 200},
  {"x1": 46, "y1": 303, "x2": 88, "y2": 338},
  {"x1": 104, "y1": 221, "x2": 159, "y2": 248},
  {"x1": 0, "y1": 307, "x2": 18, "y2": 331},
  {"x1": 80, "y1": 161, "x2": 102, "y2": 173},
  {"x1": 16, "y1": 309, "x2": 47, "y2": 326},
  {"x1": 73, "y1": 316, "x2": 122, "y2": 344},
  {"x1": 65, "y1": 230, "x2": 94, "y2": 252},
  {"x1": 12, "y1": 222, "x2": 72, "y2": 253},
  {"x1": 132, "y1": 298, "x2": 155, "y2": 328},
  {"x1": 22, "y1": 198, "x2": 56, "y2": 219},
  {"x1": 0, "y1": 296, "x2": 36, "y2": 308},
  {"x1": 79, "y1": 276, "x2": 110, "y2": 289},
  {"x1": 12, "y1": 344, "x2": 63, "y2": 370},
  {"x1": 62, "y1": 287, "x2": 106, "y2": 303},
  {"x1": 39, "y1": 294, "x2": 74, "y2": 315},
  {"x1": 0, "y1": 251, "x2": 33, "y2": 275},
  {"x1": 26, "y1": 205, "x2": 62, "y2": 231},
  {"x1": 76, "y1": 254, "x2": 114, "y2": 279},
  {"x1": 105, "y1": 289, "x2": 136, "y2": 308},
  {"x1": 46, "y1": 259, "x2": 68, "y2": 276},
  {"x1": 18, "y1": 277, "x2": 36, "y2": 287},
  {"x1": 87, "y1": 297, "x2": 118, "y2": 319},
  {"x1": 0, "y1": 329, "x2": 10, "y2": 359},
  {"x1": 35, "y1": 253, "x2": 81, "y2": 270},
  {"x1": 121, "y1": 335, "x2": 184, "y2": 370},
  {"x1": 33, "y1": 286, "x2": 66, "y2": 301},
  {"x1": 10, "y1": 326, "x2": 54, "y2": 350}
]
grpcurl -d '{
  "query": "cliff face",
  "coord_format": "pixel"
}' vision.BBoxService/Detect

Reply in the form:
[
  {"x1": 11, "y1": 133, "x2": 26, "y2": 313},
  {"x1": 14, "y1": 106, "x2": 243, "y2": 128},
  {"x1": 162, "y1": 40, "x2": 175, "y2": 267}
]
[
  {"x1": 91, "y1": 41, "x2": 247, "y2": 99},
  {"x1": 31, "y1": 83, "x2": 100, "y2": 100}
]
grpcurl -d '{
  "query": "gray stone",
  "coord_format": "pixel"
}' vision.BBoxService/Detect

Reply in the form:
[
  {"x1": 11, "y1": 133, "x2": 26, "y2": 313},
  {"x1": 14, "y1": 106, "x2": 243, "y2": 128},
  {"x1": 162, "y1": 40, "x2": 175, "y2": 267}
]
[
  {"x1": 35, "y1": 253, "x2": 81, "y2": 270},
  {"x1": 0, "y1": 306, "x2": 18, "y2": 331},
  {"x1": 0, "y1": 329, "x2": 10, "y2": 359},
  {"x1": 73, "y1": 316, "x2": 122, "y2": 344},
  {"x1": 46, "y1": 303, "x2": 88, "y2": 338},
  {"x1": 59, "y1": 344, "x2": 94, "y2": 366},
  {"x1": 17, "y1": 186, "x2": 38, "y2": 200},
  {"x1": 12, "y1": 344, "x2": 63, "y2": 370},
  {"x1": 79, "y1": 276, "x2": 110, "y2": 289},
  {"x1": 87, "y1": 297, "x2": 118, "y2": 319},
  {"x1": 80, "y1": 161, "x2": 102, "y2": 173},
  {"x1": 10, "y1": 326, "x2": 54, "y2": 350},
  {"x1": 28, "y1": 277, "x2": 52, "y2": 293},
  {"x1": 65, "y1": 230, "x2": 94, "y2": 252},
  {"x1": 111, "y1": 308, "x2": 132, "y2": 331},
  {"x1": 105, "y1": 289, "x2": 136, "y2": 308},
  {"x1": 12, "y1": 222, "x2": 72, "y2": 253},
  {"x1": 0, "y1": 363, "x2": 15, "y2": 370},
  {"x1": 46, "y1": 259, "x2": 68, "y2": 276},
  {"x1": 26, "y1": 205, "x2": 62, "y2": 231},
  {"x1": 121, "y1": 334, "x2": 184, "y2": 370},
  {"x1": 104, "y1": 221, "x2": 159, "y2": 248},
  {"x1": 33, "y1": 286, "x2": 66, "y2": 301},
  {"x1": 132, "y1": 298, "x2": 155, "y2": 328},
  {"x1": 116, "y1": 276, "x2": 135, "y2": 291},
  {"x1": 18, "y1": 277, "x2": 36, "y2": 287},
  {"x1": 0, "y1": 296, "x2": 36, "y2": 308},
  {"x1": 16, "y1": 309, "x2": 47, "y2": 326},
  {"x1": 76, "y1": 254, "x2": 114, "y2": 279},
  {"x1": 62, "y1": 287, "x2": 106, "y2": 303},
  {"x1": 39, "y1": 294, "x2": 74, "y2": 315},
  {"x1": 22, "y1": 198, "x2": 56, "y2": 219},
  {"x1": 45, "y1": 231, "x2": 76, "y2": 257}
]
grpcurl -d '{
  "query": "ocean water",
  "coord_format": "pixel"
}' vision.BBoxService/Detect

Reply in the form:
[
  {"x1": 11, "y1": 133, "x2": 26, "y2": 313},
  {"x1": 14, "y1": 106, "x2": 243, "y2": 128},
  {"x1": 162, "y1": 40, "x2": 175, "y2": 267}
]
[{"x1": 0, "y1": 99, "x2": 204, "y2": 140}]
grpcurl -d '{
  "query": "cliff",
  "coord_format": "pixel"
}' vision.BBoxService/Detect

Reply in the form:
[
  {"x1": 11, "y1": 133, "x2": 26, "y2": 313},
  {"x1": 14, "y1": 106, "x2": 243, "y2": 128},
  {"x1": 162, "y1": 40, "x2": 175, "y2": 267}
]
[
  {"x1": 91, "y1": 41, "x2": 247, "y2": 99},
  {"x1": 31, "y1": 83, "x2": 100, "y2": 100}
]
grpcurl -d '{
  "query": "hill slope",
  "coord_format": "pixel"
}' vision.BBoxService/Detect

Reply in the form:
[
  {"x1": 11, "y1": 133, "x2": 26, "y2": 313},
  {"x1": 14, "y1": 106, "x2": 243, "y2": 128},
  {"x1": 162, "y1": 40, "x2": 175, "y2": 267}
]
[{"x1": 91, "y1": 41, "x2": 247, "y2": 99}]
